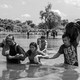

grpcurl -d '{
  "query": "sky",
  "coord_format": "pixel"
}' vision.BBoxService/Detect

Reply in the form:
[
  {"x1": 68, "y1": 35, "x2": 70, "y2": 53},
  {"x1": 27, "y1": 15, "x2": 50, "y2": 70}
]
[{"x1": 0, "y1": 0, "x2": 80, "y2": 24}]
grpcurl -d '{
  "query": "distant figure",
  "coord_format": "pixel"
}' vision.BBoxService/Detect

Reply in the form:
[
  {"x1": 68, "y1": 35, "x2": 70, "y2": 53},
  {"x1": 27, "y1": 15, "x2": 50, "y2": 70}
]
[
  {"x1": 37, "y1": 36, "x2": 48, "y2": 53},
  {"x1": 0, "y1": 34, "x2": 25, "y2": 64},
  {"x1": 42, "y1": 30, "x2": 45, "y2": 35},
  {"x1": 46, "y1": 30, "x2": 49, "y2": 39},
  {"x1": 27, "y1": 30, "x2": 30, "y2": 39},
  {"x1": 55, "y1": 30, "x2": 57, "y2": 36},
  {"x1": 51, "y1": 30, "x2": 57, "y2": 39}
]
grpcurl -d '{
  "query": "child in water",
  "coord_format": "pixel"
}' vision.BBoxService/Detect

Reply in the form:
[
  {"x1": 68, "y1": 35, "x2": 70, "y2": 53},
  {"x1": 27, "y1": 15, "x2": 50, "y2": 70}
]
[{"x1": 25, "y1": 42, "x2": 48, "y2": 65}]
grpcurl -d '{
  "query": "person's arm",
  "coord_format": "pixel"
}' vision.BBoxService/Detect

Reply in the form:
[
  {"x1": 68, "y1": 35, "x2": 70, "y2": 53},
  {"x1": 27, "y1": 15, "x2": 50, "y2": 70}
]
[
  {"x1": 7, "y1": 45, "x2": 25, "y2": 60},
  {"x1": 7, "y1": 55, "x2": 16, "y2": 59},
  {"x1": 34, "y1": 51, "x2": 49, "y2": 63},
  {"x1": 7, "y1": 54, "x2": 24, "y2": 59},
  {"x1": 16, "y1": 46, "x2": 26, "y2": 60},
  {"x1": 49, "y1": 52, "x2": 61, "y2": 59},
  {"x1": 42, "y1": 40, "x2": 48, "y2": 52},
  {"x1": 37, "y1": 38, "x2": 41, "y2": 51},
  {"x1": 34, "y1": 51, "x2": 49, "y2": 59},
  {"x1": 47, "y1": 45, "x2": 64, "y2": 59}
]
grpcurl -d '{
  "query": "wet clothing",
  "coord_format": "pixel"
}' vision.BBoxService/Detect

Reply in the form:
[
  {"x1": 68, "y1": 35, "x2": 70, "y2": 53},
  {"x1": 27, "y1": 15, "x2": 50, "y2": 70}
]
[
  {"x1": 0, "y1": 43, "x2": 25, "y2": 64},
  {"x1": 58, "y1": 43, "x2": 78, "y2": 66},
  {"x1": 25, "y1": 50, "x2": 44, "y2": 64},
  {"x1": 37, "y1": 38, "x2": 47, "y2": 51}
]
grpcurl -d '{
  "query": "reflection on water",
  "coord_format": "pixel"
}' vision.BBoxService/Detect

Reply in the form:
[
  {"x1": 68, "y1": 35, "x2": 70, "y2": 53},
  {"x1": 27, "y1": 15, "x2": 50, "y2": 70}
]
[
  {"x1": 0, "y1": 34, "x2": 80, "y2": 80},
  {"x1": 0, "y1": 62, "x2": 79, "y2": 80},
  {"x1": 0, "y1": 64, "x2": 26, "y2": 80},
  {"x1": 24, "y1": 65, "x2": 58, "y2": 78},
  {"x1": 0, "y1": 63, "x2": 61, "y2": 80},
  {"x1": 61, "y1": 69, "x2": 79, "y2": 80}
]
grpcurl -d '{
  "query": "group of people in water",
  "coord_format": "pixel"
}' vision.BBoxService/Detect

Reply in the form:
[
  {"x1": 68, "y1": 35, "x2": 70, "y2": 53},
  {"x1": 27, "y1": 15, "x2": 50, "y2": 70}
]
[{"x1": 0, "y1": 21, "x2": 80, "y2": 67}]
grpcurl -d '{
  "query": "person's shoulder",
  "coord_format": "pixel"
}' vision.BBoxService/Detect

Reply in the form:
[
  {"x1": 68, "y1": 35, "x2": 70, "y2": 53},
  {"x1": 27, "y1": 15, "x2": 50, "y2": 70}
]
[
  {"x1": 26, "y1": 50, "x2": 31, "y2": 53},
  {"x1": 36, "y1": 51, "x2": 43, "y2": 55},
  {"x1": 14, "y1": 43, "x2": 20, "y2": 49},
  {"x1": 26, "y1": 50, "x2": 32, "y2": 56},
  {"x1": 60, "y1": 44, "x2": 65, "y2": 47},
  {"x1": 59, "y1": 44, "x2": 65, "y2": 49}
]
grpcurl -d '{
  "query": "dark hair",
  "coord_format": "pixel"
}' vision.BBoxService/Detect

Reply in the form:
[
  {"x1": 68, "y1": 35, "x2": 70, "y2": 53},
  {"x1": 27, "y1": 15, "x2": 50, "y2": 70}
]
[
  {"x1": 29, "y1": 42, "x2": 37, "y2": 49},
  {"x1": 65, "y1": 22, "x2": 80, "y2": 43},
  {"x1": 41, "y1": 36, "x2": 45, "y2": 39},
  {"x1": 6, "y1": 34, "x2": 14, "y2": 40},
  {"x1": 62, "y1": 33, "x2": 70, "y2": 39}
]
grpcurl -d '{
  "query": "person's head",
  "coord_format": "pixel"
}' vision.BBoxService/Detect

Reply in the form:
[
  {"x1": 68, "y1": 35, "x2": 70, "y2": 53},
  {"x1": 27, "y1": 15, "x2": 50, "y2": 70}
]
[
  {"x1": 62, "y1": 33, "x2": 70, "y2": 46},
  {"x1": 29, "y1": 42, "x2": 37, "y2": 52},
  {"x1": 65, "y1": 22, "x2": 80, "y2": 43},
  {"x1": 40, "y1": 36, "x2": 45, "y2": 39},
  {"x1": 6, "y1": 34, "x2": 15, "y2": 46}
]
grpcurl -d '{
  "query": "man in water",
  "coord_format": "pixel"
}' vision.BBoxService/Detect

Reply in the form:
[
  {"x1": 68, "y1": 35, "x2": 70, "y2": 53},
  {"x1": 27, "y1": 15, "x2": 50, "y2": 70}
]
[{"x1": 0, "y1": 34, "x2": 25, "y2": 64}]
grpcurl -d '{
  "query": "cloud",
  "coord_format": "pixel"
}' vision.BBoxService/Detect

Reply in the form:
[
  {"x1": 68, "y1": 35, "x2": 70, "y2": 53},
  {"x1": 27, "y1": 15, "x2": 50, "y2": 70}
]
[
  {"x1": 22, "y1": 1, "x2": 26, "y2": 5},
  {"x1": 64, "y1": 0, "x2": 80, "y2": 6},
  {"x1": 0, "y1": 4, "x2": 12, "y2": 8},
  {"x1": 51, "y1": 9, "x2": 67, "y2": 19},
  {"x1": 21, "y1": 14, "x2": 31, "y2": 18},
  {"x1": 20, "y1": 0, "x2": 26, "y2": 5}
]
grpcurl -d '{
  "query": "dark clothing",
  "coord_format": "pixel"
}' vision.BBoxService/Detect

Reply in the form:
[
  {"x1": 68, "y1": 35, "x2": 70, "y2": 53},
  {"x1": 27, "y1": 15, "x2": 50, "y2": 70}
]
[
  {"x1": 58, "y1": 43, "x2": 78, "y2": 66},
  {"x1": 0, "y1": 43, "x2": 25, "y2": 64},
  {"x1": 7, "y1": 44, "x2": 23, "y2": 64},
  {"x1": 0, "y1": 43, "x2": 4, "y2": 47},
  {"x1": 27, "y1": 31, "x2": 30, "y2": 39},
  {"x1": 25, "y1": 50, "x2": 44, "y2": 64},
  {"x1": 37, "y1": 38, "x2": 47, "y2": 51}
]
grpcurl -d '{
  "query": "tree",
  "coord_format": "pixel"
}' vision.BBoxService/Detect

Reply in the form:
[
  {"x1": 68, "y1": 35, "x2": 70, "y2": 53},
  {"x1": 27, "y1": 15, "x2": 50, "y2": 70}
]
[
  {"x1": 26, "y1": 20, "x2": 32, "y2": 25},
  {"x1": 38, "y1": 22, "x2": 46, "y2": 29},
  {"x1": 40, "y1": 3, "x2": 61, "y2": 29}
]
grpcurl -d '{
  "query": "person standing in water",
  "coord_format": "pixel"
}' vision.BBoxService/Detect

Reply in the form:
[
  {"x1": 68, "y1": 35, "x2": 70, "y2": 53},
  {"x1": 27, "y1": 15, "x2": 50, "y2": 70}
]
[
  {"x1": 0, "y1": 34, "x2": 25, "y2": 64},
  {"x1": 37, "y1": 35, "x2": 48, "y2": 53},
  {"x1": 25, "y1": 42, "x2": 48, "y2": 65},
  {"x1": 36, "y1": 34, "x2": 78, "y2": 66}
]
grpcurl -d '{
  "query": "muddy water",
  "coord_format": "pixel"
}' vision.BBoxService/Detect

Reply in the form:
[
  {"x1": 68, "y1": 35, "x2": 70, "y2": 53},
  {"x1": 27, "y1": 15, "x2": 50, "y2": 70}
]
[{"x1": 0, "y1": 34, "x2": 80, "y2": 80}]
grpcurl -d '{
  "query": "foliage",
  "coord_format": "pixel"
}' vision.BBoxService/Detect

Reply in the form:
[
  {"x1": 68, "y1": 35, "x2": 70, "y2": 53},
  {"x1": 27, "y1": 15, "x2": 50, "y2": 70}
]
[
  {"x1": 0, "y1": 18, "x2": 35, "y2": 32},
  {"x1": 38, "y1": 22, "x2": 47, "y2": 29},
  {"x1": 40, "y1": 3, "x2": 61, "y2": 29}
]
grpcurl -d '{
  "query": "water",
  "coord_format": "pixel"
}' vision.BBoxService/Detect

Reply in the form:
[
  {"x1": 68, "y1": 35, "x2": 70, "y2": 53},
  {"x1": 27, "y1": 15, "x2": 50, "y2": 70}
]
[{"x1": 0, "y1": 34, "x2": 80, "y2": 80}]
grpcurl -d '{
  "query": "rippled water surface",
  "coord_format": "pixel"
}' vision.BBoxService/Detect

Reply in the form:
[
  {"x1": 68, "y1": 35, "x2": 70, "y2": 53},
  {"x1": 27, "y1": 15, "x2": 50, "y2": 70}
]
[{"x1": 0, "y1": 34, "x2": 80, "y2": 80}]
